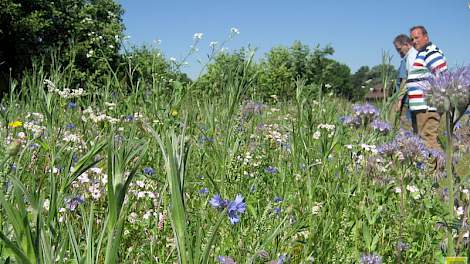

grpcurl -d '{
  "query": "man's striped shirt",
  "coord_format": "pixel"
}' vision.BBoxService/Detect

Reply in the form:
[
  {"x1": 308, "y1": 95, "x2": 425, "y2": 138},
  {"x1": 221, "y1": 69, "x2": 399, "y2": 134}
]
[{"x1": 405, "y1": 43, "x2": 447, "y2": 111}]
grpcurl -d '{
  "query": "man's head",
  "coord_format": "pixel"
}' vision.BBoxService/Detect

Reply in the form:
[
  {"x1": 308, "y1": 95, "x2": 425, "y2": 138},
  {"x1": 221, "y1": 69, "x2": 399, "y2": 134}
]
[
  {"x1": 393, "y1": 34, "x2": 413, "y2": 58},
  {"x1": 410, "y1": 25, "x2": 429, "y2": 50}
]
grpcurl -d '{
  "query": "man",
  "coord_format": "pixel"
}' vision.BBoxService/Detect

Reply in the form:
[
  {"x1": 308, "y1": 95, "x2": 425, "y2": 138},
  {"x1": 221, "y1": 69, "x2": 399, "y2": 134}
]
[
  {"x1": 393, "y1": 34, "x2": 418, "y2": 130},
  {"x1": 406, "y1": 25, "x2": 447, "y2": 150}
]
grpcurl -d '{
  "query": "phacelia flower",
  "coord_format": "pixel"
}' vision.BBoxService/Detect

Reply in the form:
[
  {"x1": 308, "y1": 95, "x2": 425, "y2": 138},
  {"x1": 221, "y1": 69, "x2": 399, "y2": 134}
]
[
  {"x1": 217, "y1": 256, "x2": 237, "y2": 264},
  {"x1": 371, "y1": 119, "x2": 391, "y2": 134},
  {"x1": 360, "y1": 253, "x2": 382, "y2": 264}
]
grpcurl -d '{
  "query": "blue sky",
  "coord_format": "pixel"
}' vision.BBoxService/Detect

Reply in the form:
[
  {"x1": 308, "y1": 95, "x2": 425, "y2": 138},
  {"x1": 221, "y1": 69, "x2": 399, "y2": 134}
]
[{"x1": 118, "y1": 0, "x2": 470, "y2": 79}]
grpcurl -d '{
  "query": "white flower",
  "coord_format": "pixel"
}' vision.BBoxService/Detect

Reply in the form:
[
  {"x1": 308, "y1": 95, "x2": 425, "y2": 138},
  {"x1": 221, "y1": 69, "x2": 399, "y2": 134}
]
[
  {"x1": 346, "y1": 144, "x2": 353, "y2": 150},
  {"x1": 128, "y1": 212, "x2": 138, "y2": 224},
  {"x1": 170, "y1": 57, "x2": 176, "y2": 62},
  {"x1": 406, "y1": 185, "x2": 419, "y2": 193},
  {"x1": 143, "y1": 211, "x2": 152, "y2": 220},
  {"x1": 193, "y1": 32, "x2": 204, "y2": 40},
  {"x1": 313, "y1": 131, "x2": 321, "y2": 140},
  {"x1": 90, "y1": 167, "x2": 102, "y2": 175},
  {"x1": 394, "y1": 187, "x2": 402, "y2": 193},
  {"x1": 312, "y1": 202, "x2": 323, "y2": 215},
  {"x1": 456, "y1": 206, "x2": 465, "y2": 216},
  {"x1": 78, "y1": 173, "x2": 90, "y2": 184},
  {"x1": 43, "y1": 199, "x2": 50, "y2": 211},
  {"x1": 209, "y1": 41, "x2": 218, "y2": 48},
  {"x1": 230, "y1": 27, "x2": 240, "y2": 35}
]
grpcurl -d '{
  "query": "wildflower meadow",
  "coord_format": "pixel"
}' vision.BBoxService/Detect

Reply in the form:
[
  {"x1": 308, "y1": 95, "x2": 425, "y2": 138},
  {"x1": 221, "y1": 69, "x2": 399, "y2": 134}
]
[
  {"x1": 1, "y1": 2, "x2": 470, "y2": 263},
  {"x1": 0, "y1": 51, "x2": 469, "y2": 263}
]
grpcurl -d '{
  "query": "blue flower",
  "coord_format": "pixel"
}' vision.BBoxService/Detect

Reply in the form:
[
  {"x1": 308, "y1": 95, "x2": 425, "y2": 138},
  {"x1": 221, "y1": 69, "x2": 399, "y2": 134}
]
[
  {"x1": 209, "y1": 194, "x2": 227, "y2": 209},
  {"x1": 67, "y1": 102, "x2": 77, "y2": 109},
  {"x1": 199, "y1": 188, "x2": 209, "y2": 195},
  {"x1": 227, "y1": 194, "x2": 246, "y2": 224},
  {"x1": 273, "y1": 196, "x2": 283, "y2": 203},
  {"x1": 143, "y1": 167, "x2": 155, "y2": 176},
  {"x1": 273, "y1": 207, "x2": 281, "y2": 215},
  {"x1": 126, "y1": 115, "x2": 135, "y2": 121},
  {"x1": 265, "y1": 166, "x2": 277, "y2": 174},
  {"x1": 65, "y1": 195, "x2": 85, "y2": 211},
  {"x1": 66, "y1": 123, "x2": 76, "y2": 130}
]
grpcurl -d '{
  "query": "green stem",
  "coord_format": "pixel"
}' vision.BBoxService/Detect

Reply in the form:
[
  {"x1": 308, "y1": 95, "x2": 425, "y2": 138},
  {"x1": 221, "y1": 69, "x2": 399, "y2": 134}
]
[{"x1": 445, "y1": 111, "x2": 455, "y2": 256}]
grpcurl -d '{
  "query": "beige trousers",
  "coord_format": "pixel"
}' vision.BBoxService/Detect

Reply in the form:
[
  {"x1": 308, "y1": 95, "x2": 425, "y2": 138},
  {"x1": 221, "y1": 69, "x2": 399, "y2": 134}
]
[{"x1": 411, "y1": 110, "x2": 441, "y2": 150}]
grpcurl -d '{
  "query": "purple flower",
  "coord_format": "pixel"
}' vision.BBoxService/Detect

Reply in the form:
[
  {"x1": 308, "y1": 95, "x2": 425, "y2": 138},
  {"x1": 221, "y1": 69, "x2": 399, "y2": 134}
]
[
  {"x1": 217, "y1": 256, "x2": 237, "y2": 264},
  {"x1": 265, "y1": 166, "x2": 278, "y2": 174},
  {"x1": 227, "y1": 194, "x2": 246, "y2": 224},
  {"x1": 425, "y1": 66, "x2": 470, "y2": 111},
  {"x1": 273, "y1": 207, "x2": 281, "y2": 215},
  {"x1": 360, "y1": 253, "x2": 382, "y2": 264},
  {"x1": 209, "y1": 194, "x2": 227, "y2": 209},
  {"x1": 65, "y1": 195, "x2": 85, "y2": 211},
  {"x1": 273, "y1": 196, "x2": 283, "y2": 203},
  {"x1": 66, "y1": 123, "x2": 76, "y2": 130},
  {"x1": 143, "y1": 167, "x2": 155, "y2": 176},
  {"x1": 371, "y1": 119, "x2": 391, "y2": 134},
  {"x1": 396, "y1": 241, "x2": 410, "y2": 252},
  {"x1": 340, "y1": 115, "x2": 361, "y2": 127},
  {"x1": 268, "y1": 254, "x2": 288, "y2": 264}
]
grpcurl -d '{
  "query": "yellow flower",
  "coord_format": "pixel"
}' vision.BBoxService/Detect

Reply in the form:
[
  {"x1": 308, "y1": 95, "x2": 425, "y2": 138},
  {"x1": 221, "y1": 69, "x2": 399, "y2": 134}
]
[
  {"x1": 8, "y1": 120, "x2": 23, "y2": 128},
  {"x1": 171, "y1": 109, "x2": 178, "y2": 117}
]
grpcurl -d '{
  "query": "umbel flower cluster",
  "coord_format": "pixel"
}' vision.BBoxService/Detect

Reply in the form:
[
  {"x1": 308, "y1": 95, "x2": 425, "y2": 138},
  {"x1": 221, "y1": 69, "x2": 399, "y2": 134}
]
[
  {"x1": 425, "y1": 66, "x2": 470, "y2": 113},
  {"x1": 341, "y1": 103, "x2": 391, "y2": 134}
]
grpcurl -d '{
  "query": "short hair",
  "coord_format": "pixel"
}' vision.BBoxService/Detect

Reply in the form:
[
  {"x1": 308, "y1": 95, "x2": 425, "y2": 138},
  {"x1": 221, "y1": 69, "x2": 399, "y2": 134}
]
[
  {"x1": 393, "y1": 34, "x2": 412, "y2": 45},
  {"x1": 410, "y1": 25, "x2": 428, "y2": 36}
]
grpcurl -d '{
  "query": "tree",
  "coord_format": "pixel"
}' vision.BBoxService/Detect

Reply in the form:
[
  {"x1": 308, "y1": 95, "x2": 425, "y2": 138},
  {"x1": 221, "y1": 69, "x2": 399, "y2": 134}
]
[{"x1": 0, "y1": 0, "x2": 125, "y2": 94}]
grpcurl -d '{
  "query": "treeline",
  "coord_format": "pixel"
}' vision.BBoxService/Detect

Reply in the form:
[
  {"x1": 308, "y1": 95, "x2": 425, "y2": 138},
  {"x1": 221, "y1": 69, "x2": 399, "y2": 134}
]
[{"x1": 0, "y1": 0, "x2": 396, "y2": 100}]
